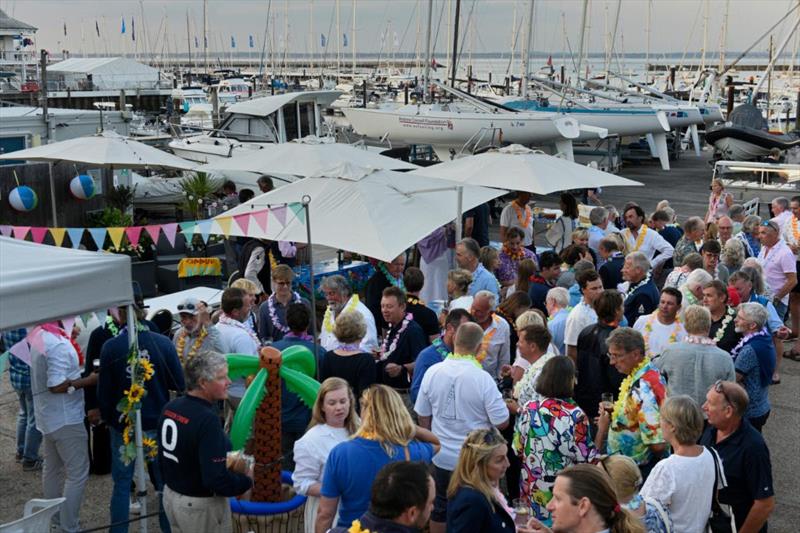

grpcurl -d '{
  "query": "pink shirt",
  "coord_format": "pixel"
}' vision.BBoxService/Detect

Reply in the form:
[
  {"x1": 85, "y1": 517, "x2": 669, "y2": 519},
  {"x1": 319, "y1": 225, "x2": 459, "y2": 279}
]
[{"x1": 758, "y1": 239, "x2": 797, "y2": 305}]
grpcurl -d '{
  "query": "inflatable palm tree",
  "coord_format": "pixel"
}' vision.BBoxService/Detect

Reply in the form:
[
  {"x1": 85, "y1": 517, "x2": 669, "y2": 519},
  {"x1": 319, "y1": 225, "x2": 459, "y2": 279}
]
[{"x1": 226, "y1": 346, "x2": 319, "y2": 502}]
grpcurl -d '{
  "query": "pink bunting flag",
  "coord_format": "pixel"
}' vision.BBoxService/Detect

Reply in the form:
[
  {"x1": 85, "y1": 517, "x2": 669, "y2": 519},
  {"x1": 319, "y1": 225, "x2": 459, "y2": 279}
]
[
  {"x1": 30, "y1": 227, "x2": 49, "y2": 244},
  {"x1": 61, "y1": 317, "x2": 76, "y2": 335},
  {"x1": 272, "y1": 205, "x2": 287, "y2": 226},
  {"x1": 161, "y1": 223, "x2": 178, "y2": 247},
  {"x1": 252, "y1": 209, "x2": 269, "y2": 233},
  {"x1": 108, "y1": 307, "x2": 120, "y2": 322},
  {"x1": 233, "y1": 213, "x2": 251, "y2": 234},
  {"x1": 26, "y1": 328, "x2": 46, "y2": 356},
  {"x1": 13, "y1": 226, "x2": 30, "y2": 240},
  {"x1": 9, "y1": 339, "x2": 31, "y2": 366},
  {"x1": 125, "y1": 226, "x2": 144, "y2": 248},
  {"x1": 0, "y1": 225, "x2": 11, "y2": 237},
  {"x1": 144, "y1": 224, "x2": 161, "y2": 244}
]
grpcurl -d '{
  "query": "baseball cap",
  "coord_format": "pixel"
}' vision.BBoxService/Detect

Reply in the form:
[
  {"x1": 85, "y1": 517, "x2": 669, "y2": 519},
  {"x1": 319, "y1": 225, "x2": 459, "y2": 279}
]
[{"x1": 177, "y1": 297, "x2": 201, "y2": 316}]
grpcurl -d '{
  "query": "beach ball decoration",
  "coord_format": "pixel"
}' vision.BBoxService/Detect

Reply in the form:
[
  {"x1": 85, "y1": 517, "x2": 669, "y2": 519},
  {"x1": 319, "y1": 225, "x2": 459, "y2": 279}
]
[
  {"x1": 9, "y1": 185, "x2": 38, "y2": 212},
  {"x1": 70, "y1": 174, "x2": 96, "y2": 200}
]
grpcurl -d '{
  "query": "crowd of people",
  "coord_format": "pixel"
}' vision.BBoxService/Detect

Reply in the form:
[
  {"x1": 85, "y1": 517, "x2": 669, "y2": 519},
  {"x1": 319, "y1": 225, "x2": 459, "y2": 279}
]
[{"x1": 2, "y1": 183, "x2": 789, "y2": 533}]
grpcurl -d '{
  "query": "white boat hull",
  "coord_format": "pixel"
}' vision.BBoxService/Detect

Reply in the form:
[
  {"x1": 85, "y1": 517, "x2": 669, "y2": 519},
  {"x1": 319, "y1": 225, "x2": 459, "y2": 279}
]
[
  {"x1": 711, "y1": 136, "x2": 774, "y2": 160},
  {"x1": 342, "y1": 105, "x2": 583, "y2": 154}
]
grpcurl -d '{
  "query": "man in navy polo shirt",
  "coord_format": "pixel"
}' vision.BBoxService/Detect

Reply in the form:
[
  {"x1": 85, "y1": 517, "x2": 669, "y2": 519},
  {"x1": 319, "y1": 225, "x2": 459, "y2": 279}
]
[{"x1": 700, "y1": 380, "x2": 774, "y2": 533}]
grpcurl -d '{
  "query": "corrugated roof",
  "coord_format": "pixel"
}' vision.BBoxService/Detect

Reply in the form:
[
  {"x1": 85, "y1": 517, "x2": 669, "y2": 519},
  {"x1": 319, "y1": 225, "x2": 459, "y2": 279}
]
[{"x1": 0, "y1": 8, "x2": 37, "y2": 32}]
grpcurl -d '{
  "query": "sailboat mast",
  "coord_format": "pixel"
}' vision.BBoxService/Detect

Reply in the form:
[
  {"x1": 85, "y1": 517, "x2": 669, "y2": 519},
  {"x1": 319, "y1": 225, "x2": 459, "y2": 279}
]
[
  {"x1": 645, "y1": 0, "x2": 651, "y2": 83},
  {"x1": 352, "y1": 0, "x2": 357, "y2": 77},
  {"x1": 203, "y1": 0, "x2": 208, "y2": 75},
  {"x1": 718, "y1": 0, "x2": 729, "y2": 73},
  {"x1": 336, "y1": 0, "x2": 341, "y2": 76},
  {"x1": 575, "y1": 0, "x2": 589, "y2": 88},
  {"x1": 423, "y1": 0, "x2": 433, "y2": 101},
  {"x1": 450, "y1": 0, "x2": 461, "y2": 87},
  {"x1": 309, "y1": 0, "x2": 314, "y2": 72},
  {"x1": 700, "y1": 0, "x2": 709, "y2": 73},
  {"x1": 186, "y1": 10, "x2": 192, "y2": 77},
  {"x1": 521, "y1": 0, "x2": 535, "y2": 99}
]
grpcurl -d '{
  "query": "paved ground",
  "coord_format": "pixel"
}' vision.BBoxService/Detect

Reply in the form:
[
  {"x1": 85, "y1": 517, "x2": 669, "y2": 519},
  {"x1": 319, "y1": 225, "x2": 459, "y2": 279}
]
[{"x1": 0, "y1": 149, "x2": 796, "y2": 532}]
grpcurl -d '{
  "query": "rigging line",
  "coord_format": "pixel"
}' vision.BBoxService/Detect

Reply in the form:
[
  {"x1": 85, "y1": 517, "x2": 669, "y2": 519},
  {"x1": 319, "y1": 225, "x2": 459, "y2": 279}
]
[
  {"x1": 398, "y1": 1, "x2": 419, "y2": 53},
  {"x1": 504, "y1": 3, "x2": 526, "y2": 77},
  {"x1": 456, "y1": 0, "x2": 479, "y2": 70},
  {"x1": 321, "y1": 2, "x2": 335, "y2": 65},
  {"x1": 676, "y1": 1, "x2": 704, "y2": 75},
  {"x1": 431, "y1": 0, "x2": 448, "y2": 63},
  {"x1": 258, "y1": 0, "x2": 272, "y2": 79}
]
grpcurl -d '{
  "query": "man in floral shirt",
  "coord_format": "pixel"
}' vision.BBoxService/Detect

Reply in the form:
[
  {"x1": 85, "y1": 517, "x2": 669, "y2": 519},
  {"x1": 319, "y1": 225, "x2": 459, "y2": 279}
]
[{"x1": 595, "y1": 327, "x2": 667, "y2": 481}]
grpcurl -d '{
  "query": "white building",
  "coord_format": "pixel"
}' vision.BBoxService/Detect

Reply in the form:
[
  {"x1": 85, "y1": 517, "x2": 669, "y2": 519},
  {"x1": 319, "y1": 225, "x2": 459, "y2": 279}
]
[
  {"x1": 0, "y1": 8, "x2": 37, "y2": 90},
  {"x1": 47, "y1": 57, "x2": 162, "y2": 91}
]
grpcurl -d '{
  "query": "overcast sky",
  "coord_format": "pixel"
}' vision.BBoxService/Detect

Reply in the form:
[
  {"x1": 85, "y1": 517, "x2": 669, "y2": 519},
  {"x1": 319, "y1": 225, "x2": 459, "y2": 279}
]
[{"x1": 3, "y1": 0, "x2": 800, "y2": 58}]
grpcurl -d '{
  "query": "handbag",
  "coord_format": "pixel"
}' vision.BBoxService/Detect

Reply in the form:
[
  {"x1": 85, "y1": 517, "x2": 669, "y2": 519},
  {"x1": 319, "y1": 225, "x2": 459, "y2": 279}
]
[{"x1": 706, "y1": 446, "x2": 737, "y2": 533}]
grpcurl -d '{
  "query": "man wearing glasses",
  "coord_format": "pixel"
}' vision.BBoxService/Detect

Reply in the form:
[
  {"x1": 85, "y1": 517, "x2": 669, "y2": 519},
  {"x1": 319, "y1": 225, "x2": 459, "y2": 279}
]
[
  {"x1": 700, "y1": 381, "x2": 774, "y2": 533},
  {"x1": 172, "y1": 298, "x2": 222, "y2": 365}
]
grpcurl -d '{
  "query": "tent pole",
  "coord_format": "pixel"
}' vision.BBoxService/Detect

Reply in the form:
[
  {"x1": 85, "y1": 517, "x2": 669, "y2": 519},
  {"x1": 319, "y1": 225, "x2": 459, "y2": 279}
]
[
  {"x1": 48, "y1": 162, "x2": 58, "y2": 227},
  {"x1": 302, "y1": 196, "x2": 319, "y2": 364},
  {"x1": 454, "y1": 186, "x2": 463, "y2": 267},
  {"x1": 127, "y1": 304, "x2": 149, "y2": 533}
]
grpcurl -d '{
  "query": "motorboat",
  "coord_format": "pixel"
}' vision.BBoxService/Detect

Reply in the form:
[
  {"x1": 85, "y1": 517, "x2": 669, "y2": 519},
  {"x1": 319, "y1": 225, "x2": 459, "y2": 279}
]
[
  {"x1": 706, "y1": 104, "x2": 800, "y2": 160},
  {"x1": 168, "y1": 90, "x2": 342, "y2": 164}
]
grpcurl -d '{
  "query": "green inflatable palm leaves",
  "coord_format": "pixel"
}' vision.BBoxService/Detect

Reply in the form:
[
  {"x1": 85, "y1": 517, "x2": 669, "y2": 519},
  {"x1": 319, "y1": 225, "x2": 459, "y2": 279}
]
[{"x1": 226, "y1": 347, "x2": 320, "y2": 451}]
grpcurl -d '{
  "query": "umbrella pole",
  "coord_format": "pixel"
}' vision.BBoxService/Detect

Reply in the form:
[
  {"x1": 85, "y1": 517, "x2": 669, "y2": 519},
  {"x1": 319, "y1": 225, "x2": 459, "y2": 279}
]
[
  {"x1": 127, "y1": 304, "x2": 149, "y2": 533},
  {"x1": 48, "y1": 162, "x2": 58, "y2": 227},
  {"x1": 302, "y1": 196, "x2": 319, "y2": 363}
]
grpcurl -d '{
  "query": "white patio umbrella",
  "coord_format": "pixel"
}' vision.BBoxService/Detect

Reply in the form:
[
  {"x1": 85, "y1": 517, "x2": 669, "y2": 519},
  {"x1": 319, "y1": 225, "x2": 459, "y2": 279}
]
[
  {"x1": 0, "y1": 131, "x2": 195, "y2": 225},
  {"x1": 213, "y1": 162, "x2": 505, "y2": 261},
  {"x1": 195, "y1": 139, "x2": 418, "y2": 181},
  {"x1": 412, "y1": 144, "x2": 643, "y2": 194}
]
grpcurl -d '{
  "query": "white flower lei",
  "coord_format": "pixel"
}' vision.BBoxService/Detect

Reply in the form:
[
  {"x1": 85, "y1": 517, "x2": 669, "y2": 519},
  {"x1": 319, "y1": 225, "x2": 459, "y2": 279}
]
[
  {"x1": 712, "y1": 306, "x2": 736, "y2": 344},
  {"x1": 267, "y1": 291, "x2": 302, "y2": 334},
  {"x1": 623, "y1": 271, "x2": 652, "y2": 302},
  {"x1": 379, "y1": 313, "x2": 413, "y2": 361}
]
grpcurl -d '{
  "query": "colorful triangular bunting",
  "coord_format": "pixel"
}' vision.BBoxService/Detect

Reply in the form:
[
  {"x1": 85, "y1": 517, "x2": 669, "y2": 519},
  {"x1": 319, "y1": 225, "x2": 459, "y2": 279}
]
[
  {"x1": 50, "y1": 227, "x2": 67, "y2": 247},
  {"x1": 214, "y1": 217, "x2": 233, "y2": 237},
  {"x1": 289, "y1": 202, "x2": 306, "y2": 224},
  {"x1": 66, "y1": 228, "x2": 84, "y2": 249},
  {"x1": 161, "y1": 223, "x2": 178, "y2": 247},
  {"x1": 61, "y1": 316, "x2": 76, "y2": 335},
  {"x1": 144, "y1": 224, "x2": 161, "y2": 244},
  {"x1": 272, "y1": 205, "x2": 287, "y2": 226},
  {"x1": 88, "y1": 227, "x2": 107, "y2": 250},
  {"x1": 179, "y1": 221, "x2": 197, "y2": 238},
  {"x1": 13, "y1": 226, "x2": 30, "y2": 240},
  {"x1": 252, "y1": 210, "x2": 268, "y2": 234},
  {"x1": 0, "y1": 225, "x2": 11, "y2": 237},
  {"x1": 8, "y1": 339, "x2": 31, "y2": 366},
  {"x1": 197, "y1": 220, "x2": 212, "y2": 244},
  {"x1": 30, "y1": 227, "x2": 49, "y2": 244},
  {"x1": 125, "y1": 226, "x2": 143, "y2": 248},
  {"x1": 233, "y1": 213, "x2": 250, "y2": 235},
  {"x1": 107, "y1": 227, "x2": 125, "y2": 249}
]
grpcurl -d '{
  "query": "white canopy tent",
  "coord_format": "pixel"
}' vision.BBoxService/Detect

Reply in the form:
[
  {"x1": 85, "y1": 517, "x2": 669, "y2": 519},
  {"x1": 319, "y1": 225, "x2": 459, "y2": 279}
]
[{"x1": 0, "y1": 236, "x2": 133, "y2": 330}]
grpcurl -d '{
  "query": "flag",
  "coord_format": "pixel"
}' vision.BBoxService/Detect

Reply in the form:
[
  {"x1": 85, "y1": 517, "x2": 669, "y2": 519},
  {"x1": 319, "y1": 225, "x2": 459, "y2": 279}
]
[
  {"x1": 231, "y1": 35, "x2": 236, "y2": 48},
  {"x1": 249, "y1": 35, "x2": 254, "y2": 48},
  {"x1": 547, "y1": 55, "x2": 553, "y2": 66},
  {"x1": 343, "y1": 33, "x2": 348, "y2": 47},
  {"x1": 63, "y1": 22, "x2": 67, "y2": 36},
  {"x1": 131, "y1": 16, "x2": 135, "y2": 41},
  {"x1": 95, "y1": 20, "x2": 100, "y2": 37},
  {"x1": 320, "y1": 33, "x2": 326, "y2": 47},
  {"x1": 194, "y1": 36, "x2": 199, "y2": 48},
  {"x1": 121, "y1": 17, "x2": 126, "y2": 34}
]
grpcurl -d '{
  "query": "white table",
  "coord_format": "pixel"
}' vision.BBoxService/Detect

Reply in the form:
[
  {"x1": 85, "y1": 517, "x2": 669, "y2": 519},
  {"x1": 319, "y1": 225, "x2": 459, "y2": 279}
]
[{"x1": 145, "y1": 286, "x2": 224, "y2": 319}]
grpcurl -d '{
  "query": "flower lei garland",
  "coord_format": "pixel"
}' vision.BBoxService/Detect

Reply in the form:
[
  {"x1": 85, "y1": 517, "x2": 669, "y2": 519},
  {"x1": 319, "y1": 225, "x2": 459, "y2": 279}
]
[
  {"x1": 118, "y1": 342, "x2": 157, "y2": 464},
  {"x1": 642, "y1": 313, "x2": 682, "y2": 357},
  {"x1": 730, "y1": 327, "x2": 770, "y2": 361},
  {"x1": 625, "y1": 225, "x2": 648, "y2": 252},
  {"x1": 502, "y1": 243, "x2": 526, "y2": 262},
  {"x1": 623, "y1": 271, "x2": 652, "y2": 302},
  {"x1": 611, "y1": 357, "x2": 651, "y2": 424},
  {"x1": 476, "y1": 315, "x2": 500, "y2": 363},
  {"x1": 432, "y1": 338, "x2": 451, "y2": 361},
  {"x1": 105, "y1": 315, "x2": 147, "y2": 337},
  {"x1": 685, "y1": 335, "x2": 717, "y2": 345},
  {"x1": 348, "y1": 520, "x2": 372, "y2": 533},
  {"x1": 407, "y1": 296, "x2": 425, "y2": 306},
  {"x1": 323, "y1": 295, "x2": 360, "y2": 333},
  {"x1": 175, "y1": 327, "x2": 208, "y2": 364},
  {"x1": 267, "y1": 291, "x2": 302, "y2": 334},
  {"x1": 218, "y1": 313, "x2": 261, "y2": 347},
  {"x1": 791, "y1": 217, "x2": 800, "y2": 244},
  {"x1": 446, "y1": 352, "x2": 482, "y2": 369},
  {"x1": 378, "y1": 262, "x2": 405, "y2": 289},
  {"x1": 712, "y1": 307, "x2": 736, "y2": 344},
  {"x1": 380, "y1": 313, "x2": 413, "y2": 361},
  {"x1": 512, "y1": 201, "x2": 533, "y2": 229},
  {"x1": 285, "y1": 331, "x2": 314, "y2": 342}
]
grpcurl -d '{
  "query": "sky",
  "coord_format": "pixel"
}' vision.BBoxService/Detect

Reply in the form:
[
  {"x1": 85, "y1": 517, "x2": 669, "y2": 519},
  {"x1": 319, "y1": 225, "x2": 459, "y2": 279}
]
[{"x1": 2, "y1": 0, "x2": 800, "y2": 59}]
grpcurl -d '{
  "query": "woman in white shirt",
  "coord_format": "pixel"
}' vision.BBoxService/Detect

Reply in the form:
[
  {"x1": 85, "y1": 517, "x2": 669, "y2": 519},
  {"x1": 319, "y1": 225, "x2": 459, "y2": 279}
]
[
  {"x1": 293, "y1": 377, "x2": 360, "y2": 533},
  {"x1": 640, "y1": 395, "x2": 717, "y2": 533}
]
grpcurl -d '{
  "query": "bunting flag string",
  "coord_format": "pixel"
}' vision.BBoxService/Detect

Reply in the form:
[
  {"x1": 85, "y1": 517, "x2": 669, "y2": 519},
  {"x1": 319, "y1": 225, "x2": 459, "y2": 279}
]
[{"x1": 1, "y1": 203, "x2": 304, "y2": 250}]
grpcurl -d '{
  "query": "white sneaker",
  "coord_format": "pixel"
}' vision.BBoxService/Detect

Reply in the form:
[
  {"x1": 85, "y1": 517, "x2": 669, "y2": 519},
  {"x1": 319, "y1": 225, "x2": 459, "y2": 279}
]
[{"x1": 129, "y1": 500, "x2": 142, "y2": 514}]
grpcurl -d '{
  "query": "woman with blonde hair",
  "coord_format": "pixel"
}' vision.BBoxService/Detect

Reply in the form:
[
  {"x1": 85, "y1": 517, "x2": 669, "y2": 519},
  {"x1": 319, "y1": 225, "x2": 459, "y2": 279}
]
[
  {"x1": 315, "y1": 385, "x2": 440, "y2": 532},
  {"x1": 600, "y1": 456, "x2": 672, "y2": 533},
  {"x1": 721, "y1": 238, "x2": 745, "y2": 273},
  {"x1": 293, "y1": 378, "x2": 359, "y2": 533},
  {"x1": 705, "y1": 178, "x2": 734, "y2": 223},
  {"x1": 230, "y1": 277, "x2": 261, "y2": 338},
  {"x1": 446, "y1": 428, "x2": 516, "y2": 533},
  {"x1": 447, "y1": 269, "x2": 474, "y2": 311}
]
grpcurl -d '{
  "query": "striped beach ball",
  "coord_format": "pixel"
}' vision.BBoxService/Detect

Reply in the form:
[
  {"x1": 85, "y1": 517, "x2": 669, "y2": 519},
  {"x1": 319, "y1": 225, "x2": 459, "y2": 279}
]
[
  {"x1": 8, "y1": 185, "x2": 38, "y2": 212},
  {"x1": 70, "y1": 174, "x2": 96, "y2": 200}
]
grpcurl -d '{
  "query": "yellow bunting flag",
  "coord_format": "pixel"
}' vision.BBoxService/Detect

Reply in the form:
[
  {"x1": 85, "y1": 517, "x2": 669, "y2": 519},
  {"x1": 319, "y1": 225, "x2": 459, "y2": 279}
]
[
  {"x1": 107, "y1": 227, "x2": 126, "y2": 249},
  {"x1": 50, "y1": 227, "x2": 67, "y2": 247},
  {"x1": 214, "y1": 217, "x2": 233, "y2": 237}
]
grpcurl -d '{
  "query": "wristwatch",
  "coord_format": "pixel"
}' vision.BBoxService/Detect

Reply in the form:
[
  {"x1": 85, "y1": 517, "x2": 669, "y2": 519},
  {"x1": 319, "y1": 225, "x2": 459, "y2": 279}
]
[{"x1": 66, "y1": 380, "x2": 76, "y2": 395}]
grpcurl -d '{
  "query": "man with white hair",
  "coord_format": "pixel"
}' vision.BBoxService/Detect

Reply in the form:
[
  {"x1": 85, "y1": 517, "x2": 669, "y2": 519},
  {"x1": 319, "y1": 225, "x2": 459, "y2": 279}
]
[
  {"x1": 732, "y1": 303, "x2": 776, "y2": 432},
  {"x1": 455, "y1": 238, "x2": 501, "y2": 299},
  {"x1": 619, "y1": 251, "x2": 660, "y2": 326},
  {"x1": 757, "y1": 220, "x2": 797, "y2": 331},
  {"x1": 587, "y1": 207, "x2": 609, "y2": 257},
  {"x1": 770, "y1": 196, "x2": 791, "y2": 231},
  {"x1": 469, "y1": 290, "x2": 511, "y2": 379},
  {"x1": 654, "y1": 305, "x2": 735, "y2": 408},
  {"x1": 545, "y1": 287, "x2": 571, "y2": 355},
  {"x1": 681, "y1": 268, "x2": 713, "y2": 308},
  {"x1": 319, "y1": 275, "x2": 379, "y2": 352}
]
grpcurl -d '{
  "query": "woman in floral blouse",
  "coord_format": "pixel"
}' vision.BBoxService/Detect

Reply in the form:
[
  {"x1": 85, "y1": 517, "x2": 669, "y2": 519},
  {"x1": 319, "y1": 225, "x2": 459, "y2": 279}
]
[{"x1": 513, "y1": 356, "x2": 598, "y2": 522}]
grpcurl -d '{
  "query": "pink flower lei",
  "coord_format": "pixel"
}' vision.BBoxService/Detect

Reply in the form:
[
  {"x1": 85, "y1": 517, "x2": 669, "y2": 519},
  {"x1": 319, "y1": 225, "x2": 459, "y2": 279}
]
[
  {"x1": 267, "y1": 291, "x2": 302, "y2": 334},
  {"x1": 380, "y1": 313, "x2": 413, "y2": 361}
]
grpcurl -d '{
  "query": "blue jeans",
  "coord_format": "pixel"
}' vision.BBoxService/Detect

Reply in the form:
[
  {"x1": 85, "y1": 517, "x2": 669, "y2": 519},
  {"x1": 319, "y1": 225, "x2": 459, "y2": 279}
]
[
  {"x1": 14, "y1": 387, "x2": 42, "y2": 462},
  {"x1": 109, "y1": 428, "x2": 170, "y2": 533}
]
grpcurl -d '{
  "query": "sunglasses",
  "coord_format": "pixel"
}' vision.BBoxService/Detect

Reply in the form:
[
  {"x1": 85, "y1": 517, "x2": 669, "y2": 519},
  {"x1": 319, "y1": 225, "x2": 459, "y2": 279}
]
[
  {"x1": 714, "y1": 380, "x2": 733, "y2": 406},
  {"x1": 177, "y1": 303, "x2": 197, "y2": 311}
]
